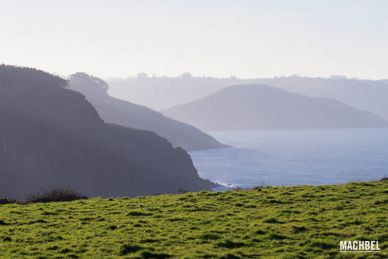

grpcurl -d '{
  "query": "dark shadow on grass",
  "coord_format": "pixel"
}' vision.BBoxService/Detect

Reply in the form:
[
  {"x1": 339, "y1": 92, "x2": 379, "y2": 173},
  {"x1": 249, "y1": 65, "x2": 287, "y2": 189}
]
[
  {"x1": 127, "y1": 211, "x2": 152, "y2": 216},
  {"x1": 120, "y1": 244, "x2": 142, "y2": 255},
  {"x1": 217, "y1": 240, "x2": 246, "y2": 249}
]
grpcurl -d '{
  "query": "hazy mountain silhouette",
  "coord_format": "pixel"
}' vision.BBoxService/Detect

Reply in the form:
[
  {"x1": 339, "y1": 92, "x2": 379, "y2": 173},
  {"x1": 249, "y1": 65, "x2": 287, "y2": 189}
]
[
  {"x1": 108, "y1": 75, "x2": 388, "y2": 121},
  {"x1": 107, "y1": 74, "x2": 237, "y2": 110},
  {"x1": 163, "y1": 84, "x2": 388, "y2": 131},
  {"x1": 0, "y1": 65, "x2": 215, "y2": 199},
  {"x1": 256, "y1": 76, "x2": 388, "y2": 121},
  {"x1": 68, "y1": 73, "x2": 225, "y2": 151}
]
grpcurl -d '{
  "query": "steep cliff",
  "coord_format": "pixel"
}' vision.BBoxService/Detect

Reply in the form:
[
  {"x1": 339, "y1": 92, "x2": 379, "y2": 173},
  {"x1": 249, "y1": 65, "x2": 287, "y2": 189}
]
[{"x1": 0, "y1": 65, "x2": 215, "y2": 199}]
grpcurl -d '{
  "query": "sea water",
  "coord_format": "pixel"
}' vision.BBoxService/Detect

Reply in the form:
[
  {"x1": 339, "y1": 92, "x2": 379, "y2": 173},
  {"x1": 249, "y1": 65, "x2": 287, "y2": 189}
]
[{"x1": 190, "y1": 128, "x2": 388, "y2": 188}]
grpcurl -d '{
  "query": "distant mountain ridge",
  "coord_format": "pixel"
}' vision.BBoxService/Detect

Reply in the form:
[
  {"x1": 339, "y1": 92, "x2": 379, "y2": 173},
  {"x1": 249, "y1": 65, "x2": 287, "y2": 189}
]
[
  {"x1": 107, "y1": 74, "x2": 236, "y2": 110},
  {"x1": 257, "y1": 76, "x2": 388, "y2": 121},
  {"x1": 108, "y1": 75, "x2": 388, "y2": 120},
  {"x1": 68, "y1": 73, "x2": 226, "y2": 151},
  {"x1": 0, "y1": 65, "x2": 215, "y2": 199},
  {"x1": 163, "y1": 84, "x2": 388, "y2": 131}
]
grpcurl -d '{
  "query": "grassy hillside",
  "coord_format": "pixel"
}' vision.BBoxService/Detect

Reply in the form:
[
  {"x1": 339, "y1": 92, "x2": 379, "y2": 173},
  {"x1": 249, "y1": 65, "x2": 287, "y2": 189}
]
[{"x1": 0, "y1": 181, "x2": 387, "y2": 258}]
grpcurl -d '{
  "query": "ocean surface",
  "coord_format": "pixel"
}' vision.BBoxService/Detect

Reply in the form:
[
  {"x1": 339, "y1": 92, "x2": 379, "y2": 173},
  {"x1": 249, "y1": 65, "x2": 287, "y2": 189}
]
[{"x1": 190, "y1": 128, "x2": 388, "y2": 188}]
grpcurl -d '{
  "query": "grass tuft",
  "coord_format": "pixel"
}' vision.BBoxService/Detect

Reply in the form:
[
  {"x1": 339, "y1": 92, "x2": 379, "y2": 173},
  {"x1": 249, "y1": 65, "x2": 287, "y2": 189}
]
[{"x1": 25, "y1": 188, "x2": 86, "y2": 203}]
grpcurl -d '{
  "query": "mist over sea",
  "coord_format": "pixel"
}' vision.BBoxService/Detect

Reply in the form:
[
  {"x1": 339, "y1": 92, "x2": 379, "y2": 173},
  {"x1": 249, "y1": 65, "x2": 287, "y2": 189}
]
[{"x1": 190, "y1": 128, "x2": 388, "y2": 188}]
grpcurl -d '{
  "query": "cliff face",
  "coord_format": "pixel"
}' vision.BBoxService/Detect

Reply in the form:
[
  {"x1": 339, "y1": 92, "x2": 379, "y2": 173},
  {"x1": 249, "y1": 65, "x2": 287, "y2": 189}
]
[
  {"x1": 0, "y1": 66, "x2": 215, "y2": 199},
  {"x1": 163, "y1": 84, "x2": 388, "y2": 131},
  {"x1": 68, "y1": 73, "x2": 226, "y2": 151}
]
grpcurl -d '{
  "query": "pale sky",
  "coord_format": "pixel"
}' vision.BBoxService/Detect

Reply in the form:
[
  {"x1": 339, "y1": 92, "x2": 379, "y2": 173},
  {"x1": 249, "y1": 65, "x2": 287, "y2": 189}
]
[{"x1": 1, "y1": 0, "x2": 387, "y2": 79}]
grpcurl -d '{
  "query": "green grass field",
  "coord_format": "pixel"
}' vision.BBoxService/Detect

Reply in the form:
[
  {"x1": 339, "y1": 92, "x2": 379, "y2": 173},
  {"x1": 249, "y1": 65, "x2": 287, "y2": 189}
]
[{"x1": 0, "y1": 180, "x2": 387, "y2": 258}]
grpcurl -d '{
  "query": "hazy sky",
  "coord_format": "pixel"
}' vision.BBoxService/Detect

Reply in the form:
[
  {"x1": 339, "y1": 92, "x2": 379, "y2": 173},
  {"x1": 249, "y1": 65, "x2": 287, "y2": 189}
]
[{"x1": 1, "y1": 0, "x2": 387, "y2": 79}]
